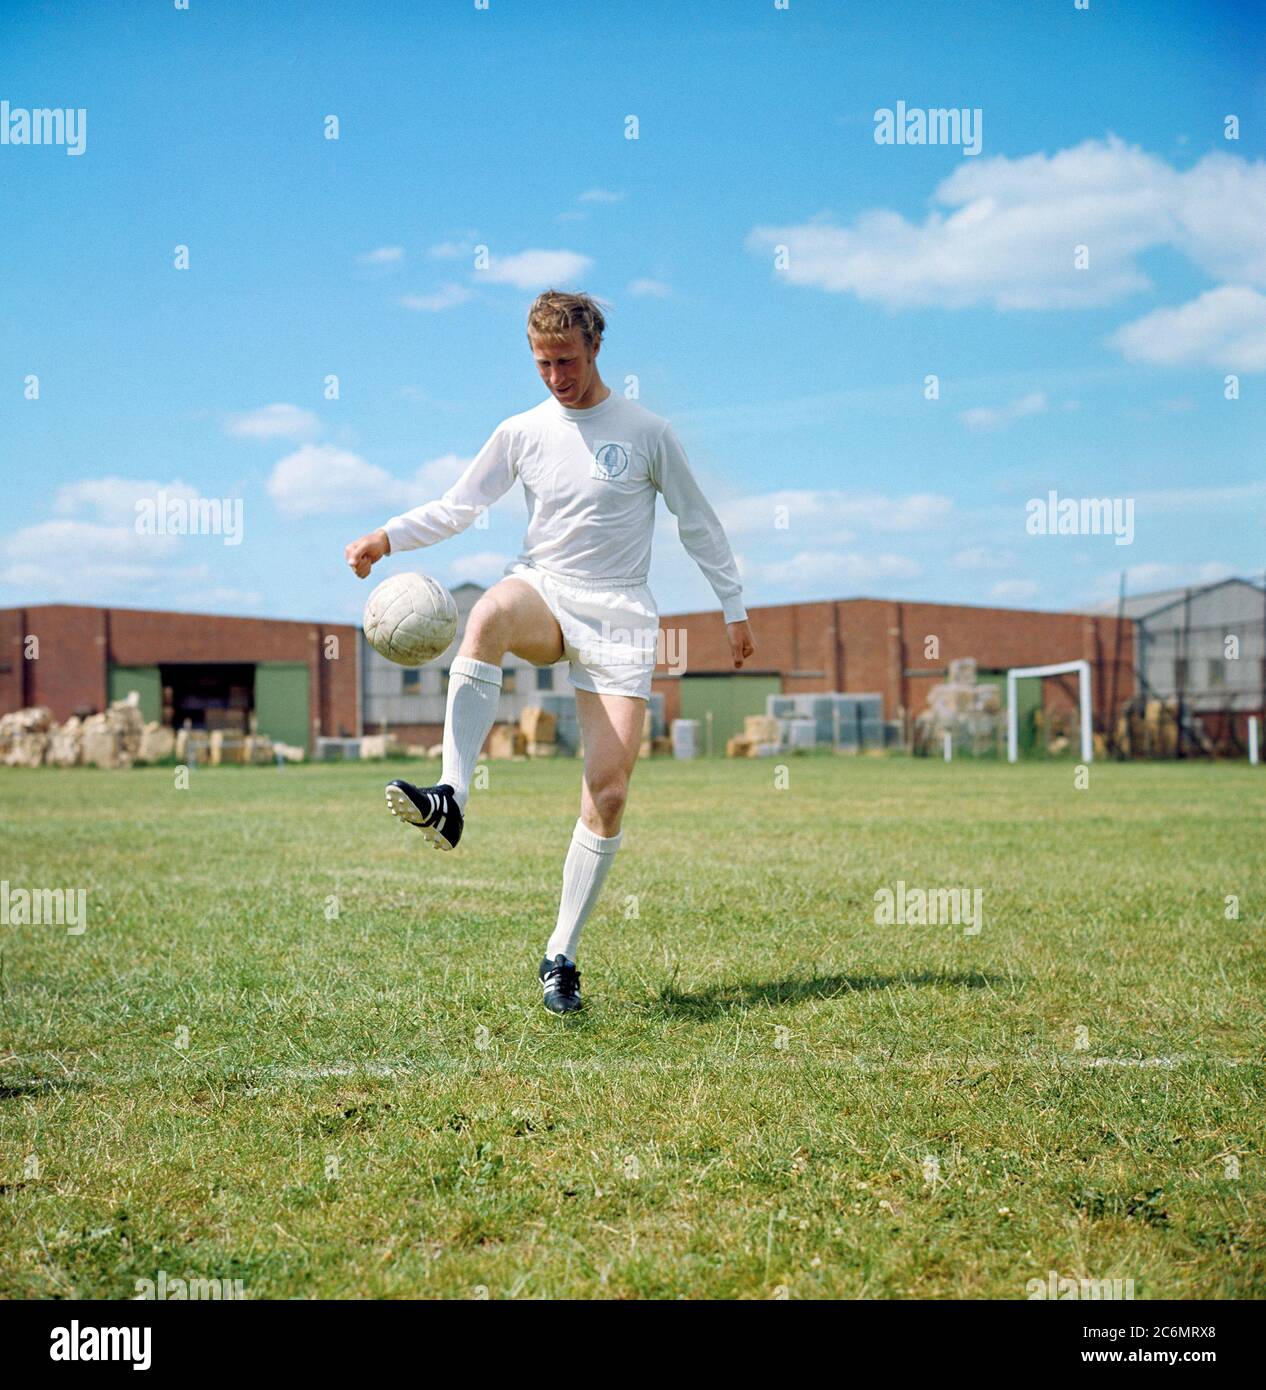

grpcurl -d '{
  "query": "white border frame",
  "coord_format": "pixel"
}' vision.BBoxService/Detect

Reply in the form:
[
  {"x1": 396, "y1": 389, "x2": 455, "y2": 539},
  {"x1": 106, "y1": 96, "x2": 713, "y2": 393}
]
[{"x1": 1007, "y1": 659, "x2": 1093, "y2": 764}]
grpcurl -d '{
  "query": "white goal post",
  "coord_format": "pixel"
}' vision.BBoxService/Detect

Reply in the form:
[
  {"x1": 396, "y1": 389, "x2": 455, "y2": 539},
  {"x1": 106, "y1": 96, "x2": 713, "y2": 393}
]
[{"x1": 1006, "y1": 659, "x2": 1093, "y2": 764}]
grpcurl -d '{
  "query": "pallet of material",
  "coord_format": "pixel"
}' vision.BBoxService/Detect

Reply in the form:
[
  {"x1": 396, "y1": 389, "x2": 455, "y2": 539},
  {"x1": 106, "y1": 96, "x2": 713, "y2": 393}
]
[
  {"x1": 5, "y1": 732, "x2": 51, "y2": 767},
  {"x1": 209, "y1": 731, "x2": 247, "y2": 765},
  {"x1": 203, "y1": 708, "x2": 248, "y2": 732},
  {"x1": 175, "y1": 729, "x2": 211, "y2": 765},
  {"x1": 359, "y1": 734, "x2": 404, "y2": 760},
  {"x1": 242, "y1": 734, "x2": 275, "y2": 765},
  {"x1": 488, "y1": 725, "x2": 527, "y2": 759},
  {"x1": 139, "y1": 724, "x2": 177, "y2": 763},
  {"x1": 2, "y1": 697, "x2": 185, "y2": 769},
  {"x1": 744, "y1": 715, "x2": 781, "y2": 744},
  {"x1": 519, "y1": 706, "x2": 557, "y2": 742},
  {"x1": 48, "y1": 716, "x2": 84, "y2": 766}
]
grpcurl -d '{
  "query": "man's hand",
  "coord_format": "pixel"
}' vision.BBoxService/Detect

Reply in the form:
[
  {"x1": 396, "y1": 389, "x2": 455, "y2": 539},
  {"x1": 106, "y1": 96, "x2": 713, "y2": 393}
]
[
  {"x1": 727, "y1": 618, "x2": 755, "y2": 669},
  {"x1": 345, "y1": 528, "x2": 390, "y2": 579}
]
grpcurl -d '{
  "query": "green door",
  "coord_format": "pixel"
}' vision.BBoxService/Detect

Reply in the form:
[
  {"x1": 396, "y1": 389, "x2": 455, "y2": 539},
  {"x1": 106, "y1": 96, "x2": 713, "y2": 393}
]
[
  {"x1": 981, "y1": 671, "x2": 1041, "y2": 754},
  {"x1": 108, "y1": 666, "x2": 161, "y2": 723},
  {"x1": 254, "y1": 663, "x2": 310, "y2": 750},
  {"x1": 678, "y1": 674, "x2": 783, "y2": 755}
]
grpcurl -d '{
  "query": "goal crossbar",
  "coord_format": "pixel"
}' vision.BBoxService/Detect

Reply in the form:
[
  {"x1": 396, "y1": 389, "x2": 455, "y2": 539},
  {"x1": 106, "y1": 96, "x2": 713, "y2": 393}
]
[{"x1": 1006, "y1": 659, "x2": 1093, "y2": 764}]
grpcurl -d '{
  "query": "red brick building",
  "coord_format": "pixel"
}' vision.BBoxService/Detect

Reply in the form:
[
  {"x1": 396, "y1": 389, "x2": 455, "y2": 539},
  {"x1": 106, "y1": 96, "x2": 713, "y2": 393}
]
[
  {"x1": 652, "y1": 595, "x2": 1134, "y2": 736},
  {"x1": 0, "y1": 605, "x2": 360, "y2": 751},
  {"x1": 0, "y1": 595, "x2": 1132, "y2": 757}
]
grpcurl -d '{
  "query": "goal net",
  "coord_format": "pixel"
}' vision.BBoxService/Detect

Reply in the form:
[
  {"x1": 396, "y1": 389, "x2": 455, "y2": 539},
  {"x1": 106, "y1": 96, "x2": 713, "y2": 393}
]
[{"x1": 1006, "y1": 660, "x2": 1093, "y2": 763}]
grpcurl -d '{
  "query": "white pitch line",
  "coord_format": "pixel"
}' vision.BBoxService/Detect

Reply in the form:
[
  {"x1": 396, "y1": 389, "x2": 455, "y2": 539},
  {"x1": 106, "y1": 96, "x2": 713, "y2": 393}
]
[
  {"x1": 1, "y1": 1055, "x2": 1252, "y2": 1090},
  {"x1": 239, "y1": 1054, "x2": 1248, "y2": 1082}
]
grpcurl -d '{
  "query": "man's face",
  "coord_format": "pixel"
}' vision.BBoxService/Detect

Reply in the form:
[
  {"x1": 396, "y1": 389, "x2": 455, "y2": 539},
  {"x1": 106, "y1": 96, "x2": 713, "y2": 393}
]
[{"x1": 530, "y1": 327, "x2": 599, "y2": 406}]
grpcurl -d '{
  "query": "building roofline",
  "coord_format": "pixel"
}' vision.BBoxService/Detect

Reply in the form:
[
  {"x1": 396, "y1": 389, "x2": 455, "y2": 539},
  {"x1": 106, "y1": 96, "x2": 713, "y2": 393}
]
[
  {"x1": 1123, "y1": 576, "x2": 1265, "y2": 623},
  {"x1": 0, "y1": 601, "x2": 360, "y2": 629},
  {"x1": 660, "y1": 593, "x2": 1124, "y2": 621}
]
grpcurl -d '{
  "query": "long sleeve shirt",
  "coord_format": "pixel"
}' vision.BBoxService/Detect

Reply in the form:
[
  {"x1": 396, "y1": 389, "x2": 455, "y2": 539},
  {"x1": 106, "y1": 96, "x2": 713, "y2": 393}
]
[{"x1": 382, "y1": 392, "x2": 747, "y2": 623}]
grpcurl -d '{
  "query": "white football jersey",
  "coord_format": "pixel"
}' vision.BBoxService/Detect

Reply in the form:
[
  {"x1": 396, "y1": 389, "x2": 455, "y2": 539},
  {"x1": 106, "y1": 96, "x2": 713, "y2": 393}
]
[{"x1": 382, "y1": 392, "x2": 746, "y2": 623}]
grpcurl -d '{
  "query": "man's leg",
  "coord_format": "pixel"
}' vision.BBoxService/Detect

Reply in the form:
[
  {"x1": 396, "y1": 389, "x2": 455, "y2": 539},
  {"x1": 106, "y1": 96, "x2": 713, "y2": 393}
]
[
  {"x1": 544, "y1": 688, "x2": 644, "y2": 965},
  {"x1": 387, "y1": 578, "x2": 563, "y2": 846},
  {"x1": 440, "y1": 578, "x2": 564, "y2": 810}
]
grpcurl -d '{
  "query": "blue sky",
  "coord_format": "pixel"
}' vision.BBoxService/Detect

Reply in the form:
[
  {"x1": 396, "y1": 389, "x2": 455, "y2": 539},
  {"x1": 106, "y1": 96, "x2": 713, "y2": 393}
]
[{"x1": 2, "y1": 0, "x2": 1263, "y2": 625}]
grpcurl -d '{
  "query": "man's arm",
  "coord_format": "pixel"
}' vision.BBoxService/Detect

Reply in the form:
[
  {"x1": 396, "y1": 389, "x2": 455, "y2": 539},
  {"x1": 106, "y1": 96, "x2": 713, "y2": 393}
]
[
  {"x1": 651, "y1": 422, "x2": 754, "y2": 668},
  {"x1": 384, "y1": 424, "x2": 518, "y2": 553},
  {"x1": 651, "y1": 423, "x2": 746, "y2": 621},
  {"x1": 344, "y1": 424, "x2": 517, "y2": 579}
]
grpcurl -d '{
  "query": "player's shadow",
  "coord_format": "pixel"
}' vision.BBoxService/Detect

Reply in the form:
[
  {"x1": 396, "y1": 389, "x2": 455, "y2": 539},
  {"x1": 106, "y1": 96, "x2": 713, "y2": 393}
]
[
  {"x1": 0, "y1": 1078, "x2": 91, "y2": 1101},
  {"x1": 653, "y1": 970, "x2": 1007, "y2": 1022}
]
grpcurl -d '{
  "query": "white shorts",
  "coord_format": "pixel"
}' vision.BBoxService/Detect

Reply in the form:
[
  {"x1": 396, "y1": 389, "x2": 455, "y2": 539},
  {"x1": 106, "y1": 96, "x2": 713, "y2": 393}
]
[{"x1": 503, "y1": 560, "x2": 657, "y2": 701}]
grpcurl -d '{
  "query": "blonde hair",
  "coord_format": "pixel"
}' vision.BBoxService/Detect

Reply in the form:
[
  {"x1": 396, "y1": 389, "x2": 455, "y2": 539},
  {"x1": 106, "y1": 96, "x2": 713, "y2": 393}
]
[{"x1": 527, "y1": 289, "x2": 606, "y2": 351}]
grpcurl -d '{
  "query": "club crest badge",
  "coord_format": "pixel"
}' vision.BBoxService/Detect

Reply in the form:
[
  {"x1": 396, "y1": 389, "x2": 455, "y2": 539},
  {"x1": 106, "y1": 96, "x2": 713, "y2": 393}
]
[{"x1": 591, "y1": 440, "x2": 631, "y2": 480}]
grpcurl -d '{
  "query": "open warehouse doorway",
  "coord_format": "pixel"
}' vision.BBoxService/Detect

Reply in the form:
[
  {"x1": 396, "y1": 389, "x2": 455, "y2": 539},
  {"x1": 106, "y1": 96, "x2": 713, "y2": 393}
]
[{"x1": 104, "y1": 661, "x2": 311, "y2": 749}]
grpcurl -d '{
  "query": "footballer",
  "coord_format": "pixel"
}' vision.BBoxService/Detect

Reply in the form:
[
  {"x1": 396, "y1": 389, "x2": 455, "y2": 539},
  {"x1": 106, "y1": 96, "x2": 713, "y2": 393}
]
[{"x1": 345, "y1": 290, "x2": 754, "y2": 1013}]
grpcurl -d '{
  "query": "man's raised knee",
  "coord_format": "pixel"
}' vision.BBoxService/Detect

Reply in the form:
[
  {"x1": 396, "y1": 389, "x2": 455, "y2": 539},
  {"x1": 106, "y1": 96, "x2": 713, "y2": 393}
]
[{"x1": 462, "y1": 596, "x2": 511, "y2": 662}]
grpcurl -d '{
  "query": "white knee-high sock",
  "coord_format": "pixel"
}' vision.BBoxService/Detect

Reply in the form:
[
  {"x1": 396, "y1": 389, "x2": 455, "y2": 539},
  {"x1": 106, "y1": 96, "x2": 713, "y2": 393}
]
[
  {"x1": 440, "y1": 656, "x2": 502, "y2": 811},
  {"x1": 545, "y1": 819, "x2": 623, "y2": 963}
]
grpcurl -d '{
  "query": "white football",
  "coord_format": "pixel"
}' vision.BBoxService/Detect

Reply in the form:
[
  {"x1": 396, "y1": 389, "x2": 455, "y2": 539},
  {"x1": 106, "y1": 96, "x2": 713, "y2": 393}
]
[{"x1": 363, "y1": 571, "x2": 458, "y2": 667}]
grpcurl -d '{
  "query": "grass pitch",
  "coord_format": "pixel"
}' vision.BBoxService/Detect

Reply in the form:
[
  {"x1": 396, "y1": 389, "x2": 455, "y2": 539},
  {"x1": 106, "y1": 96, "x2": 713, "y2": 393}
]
[{"x1": 1, "y1": 756, "x2": 1262, "y2": 1299}]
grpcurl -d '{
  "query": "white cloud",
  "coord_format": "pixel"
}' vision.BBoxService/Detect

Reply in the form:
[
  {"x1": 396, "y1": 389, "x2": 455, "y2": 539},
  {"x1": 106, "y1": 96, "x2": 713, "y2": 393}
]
[
  {"x1": 5, "y1": 480, "x2": 258, "y2": 603},
  {"x1": 1134, "y1": 480, "x2": 1266, "y2": 509},
  {"x1": 268, "y1": 445, "x2": 407, "y2": 517},
  {"x1": 1122, "y1": 560, "x2": 1235, "y2": 591},
  {"x1": 53, "y1": 477, "x2": 201, "y2": 525},
  {"x1": 579, "y1": 189, "x2": 625, "y2": 204},
  {"x1": 400, "y1": 283, "x2": 474, "y2": 312},
  {"x1": 0, "y1": 519, "x2": 184, "y2": 593},
  {"x1": 950, "y1": 546, "x2": 1013, "y2": 571},
  {"x1": 959, "y1": 391, "x2": 1049, "y2": 432},
  {"x1": 481, "y1": 248, "x2": 593, "y2": 289},
  {"x1": 989, "y1": 579, "x2": 1041, "y2": 603},
  {"x1": 740, "y1": 549, "x2": 922, "y2": 587},
  {"x1": 428, "y1": 241, "x2": 469, "y2": 259},
  {"x1": 717, "y1": 489, "x2": 952, "y2": 539},
  {"x1": 266, "y1": 446, "x2": 478, "y2": 517},
  {"x1": 359, "y1": 245, "x2": 404, "y2": 265},
  {"x1": 746, "y1": 136, "x2": 1266, "y2": 310},
  {"x1": 227, "y1": 403, "x2": 321, "y2": 441},
  {"x1": 195, "y1": 587, "x2": 265, "y2": 610},
  {"x1": 412, "y1": 453, "x2": 470, "y2": 495},
  {"x1": 1168, "y1": 153, "x2": 1266, "y2": 286},
  {"x1": 1107, "y1": 285, "x2": 1266, "y2": 371},
  {"x1": 628, "y1": 278, "x2": 671, "y2": 298}
]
